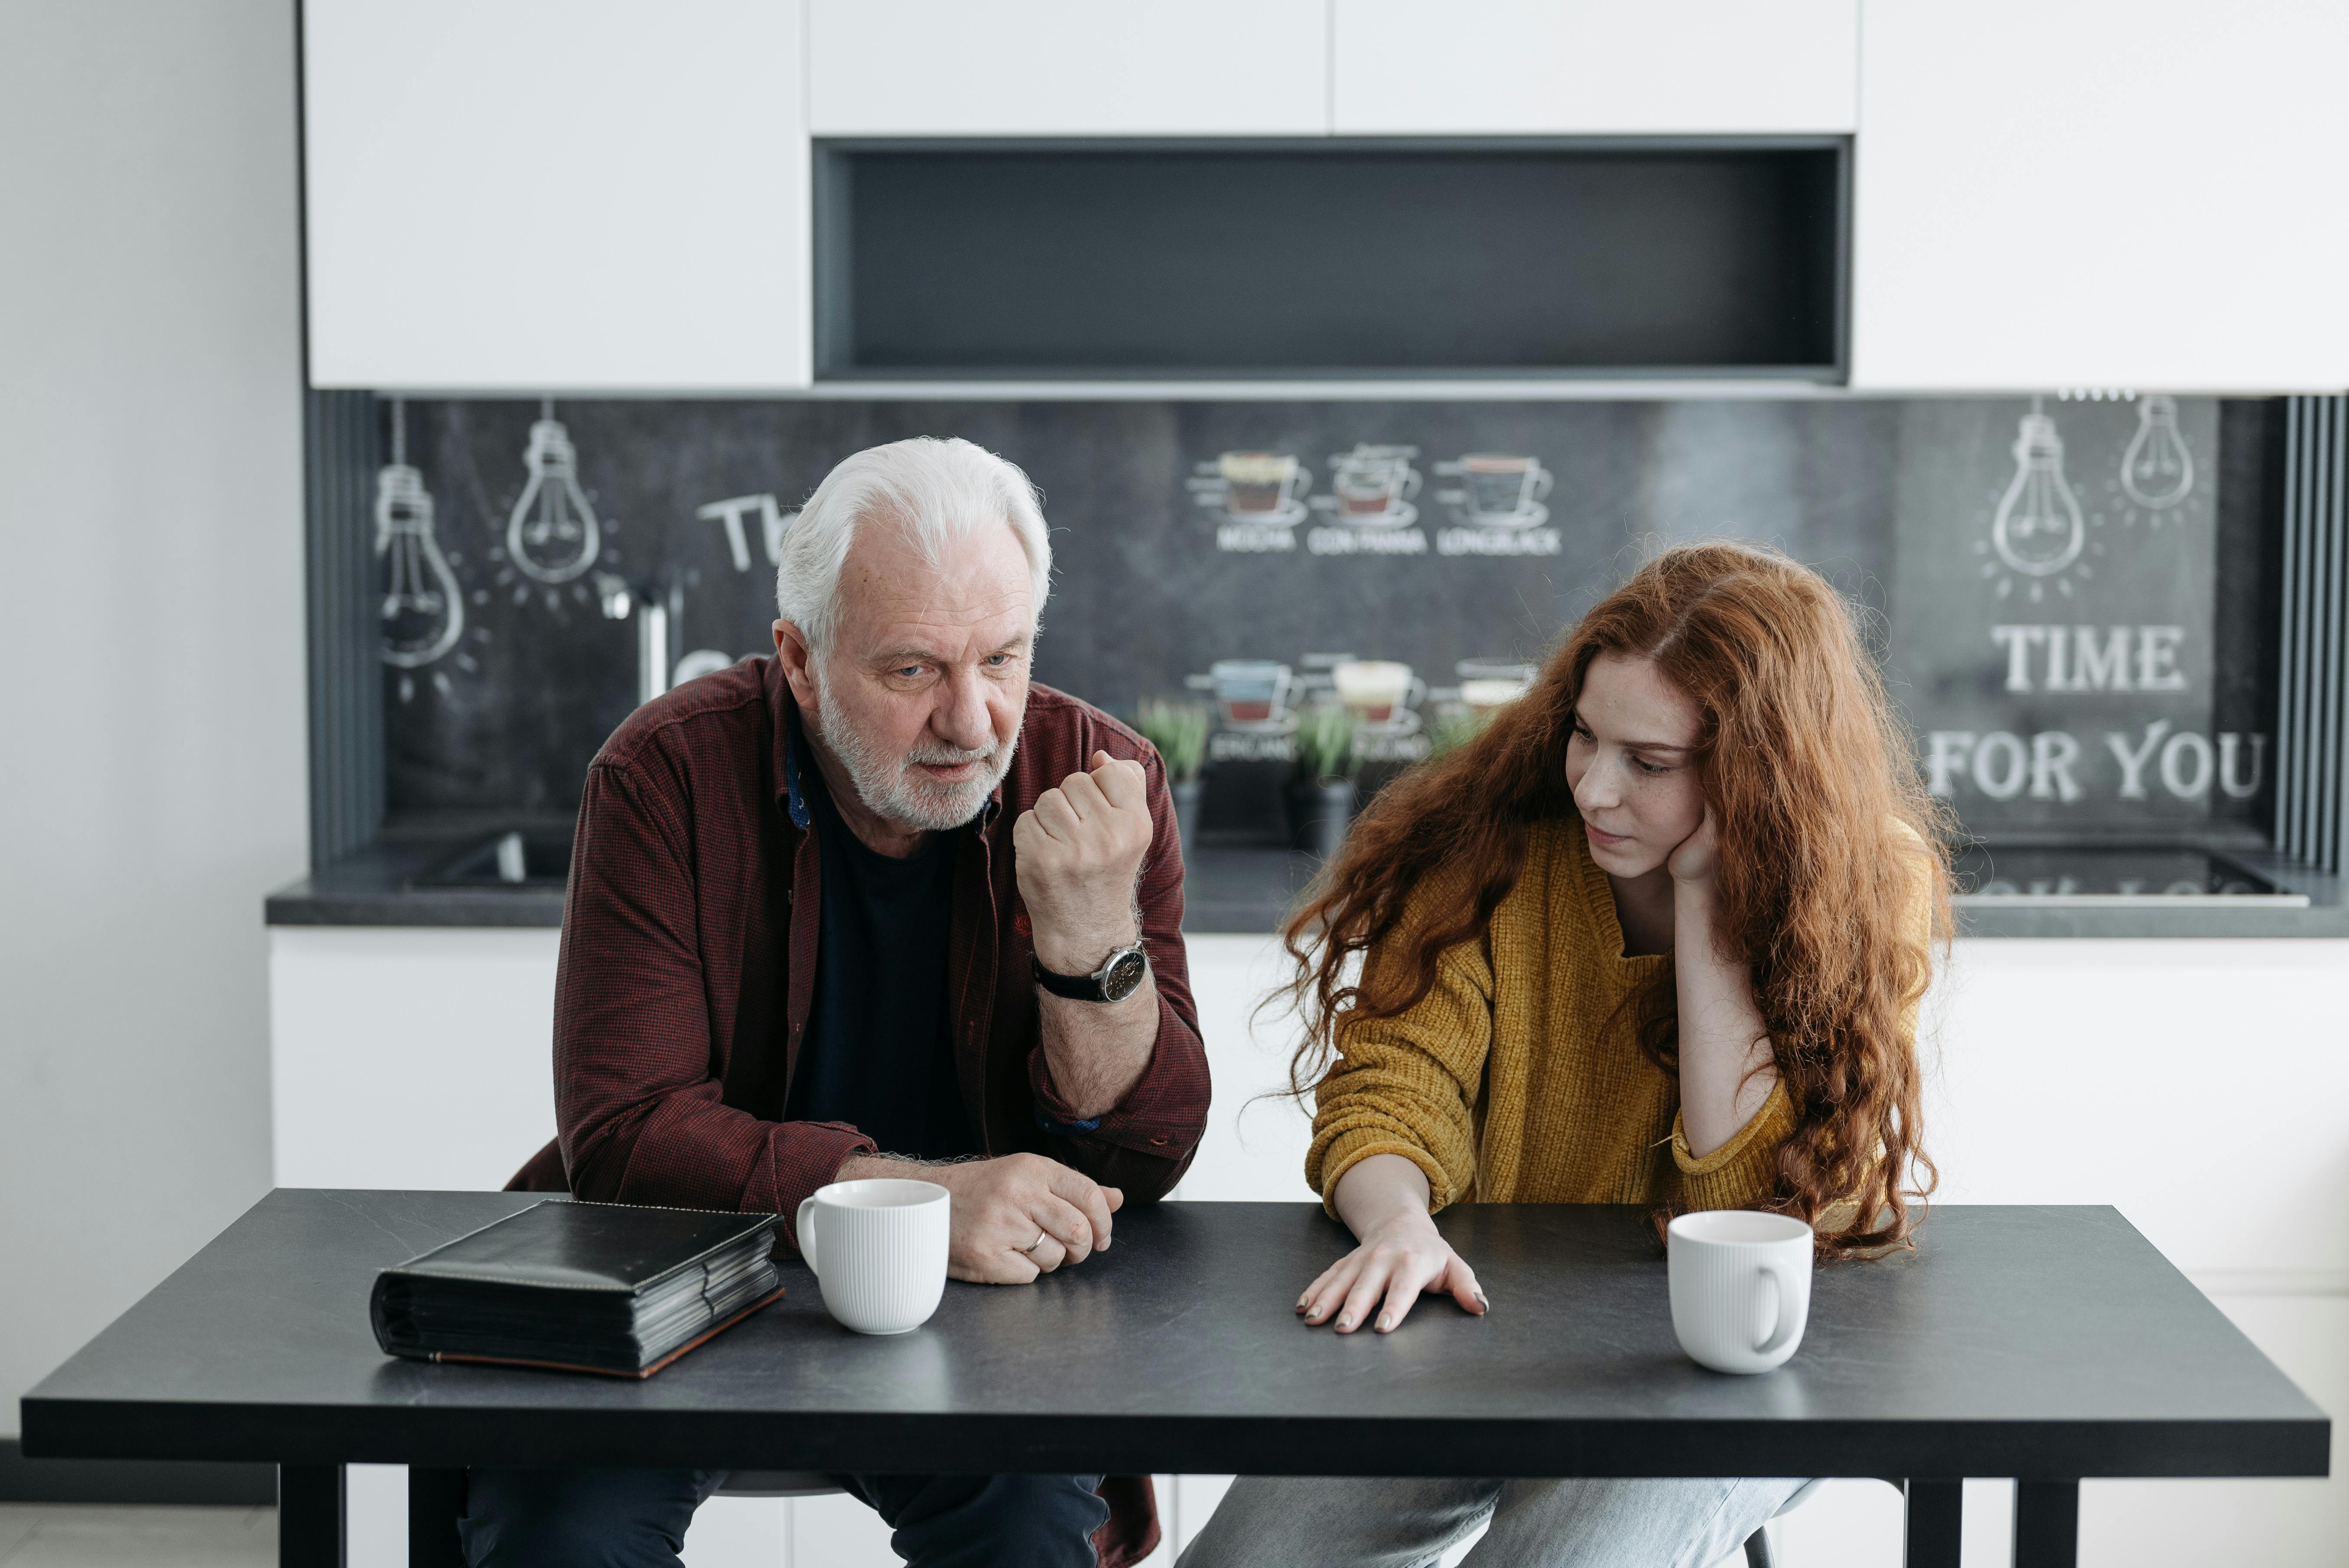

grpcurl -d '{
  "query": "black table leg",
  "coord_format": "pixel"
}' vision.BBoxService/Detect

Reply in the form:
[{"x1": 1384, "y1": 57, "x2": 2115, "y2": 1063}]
[
  {"x1": 1901, "y1": 1478, "x2": 1962, "y2": 1568},
  {"x1": 2013, "y1": 1480, "x2": 2080, "y2": 1568},
  {"x1": 278, "y1": 1464, "x2": 345, "y2": 1568},
  {"x1": 409, "y1": 1467, "x2": 468, "y2": 1568}
]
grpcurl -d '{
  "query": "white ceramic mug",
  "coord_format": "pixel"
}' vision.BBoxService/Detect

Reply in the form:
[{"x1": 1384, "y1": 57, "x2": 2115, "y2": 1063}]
[
  {"x1": 794, "y1": 1178, "x2": 950, "y2": 1335},
  {"x1": 1667, "y1": 1210, "x2": 1813, "y2": 1374}
]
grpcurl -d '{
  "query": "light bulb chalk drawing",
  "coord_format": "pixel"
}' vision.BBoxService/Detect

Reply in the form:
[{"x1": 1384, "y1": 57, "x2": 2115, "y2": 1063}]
[
  {"x1": 375, "y1": 398, "x2": 465, "y2": 699},
  {"x1": 1980, "y1": 398, "x2": 2100, "y2": 605},
  {"x1": 2118, "y1": 394, "x2": 2195, "y2": 512},
  {"x1": 507, "y1": 399, "x2": 603, "y2": 583}
]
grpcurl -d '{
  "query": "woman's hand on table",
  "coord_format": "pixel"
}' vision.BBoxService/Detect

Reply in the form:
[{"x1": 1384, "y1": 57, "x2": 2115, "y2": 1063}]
[{"x1": 1303, "y1": 1153, "x2": 1488, "y2": 1333}]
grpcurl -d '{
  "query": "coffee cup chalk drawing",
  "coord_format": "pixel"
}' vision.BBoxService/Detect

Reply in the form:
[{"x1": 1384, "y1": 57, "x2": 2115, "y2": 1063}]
[
  {"x1": 1305, "y1": 444, "x2": 1429, "y2": 555},
  {"x1": 1192, "y1": 443, "x2": 1562, "y2": 557},
  {"x1": 1190, "y1": 451, "x2": 1311, "y2": 551},
  {"x1": 1432, "y1": 452, "x2": 1562, "y2": 557}
]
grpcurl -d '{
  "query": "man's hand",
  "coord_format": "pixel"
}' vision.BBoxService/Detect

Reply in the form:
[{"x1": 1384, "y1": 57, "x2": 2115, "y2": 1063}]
[
  {"x1": 838, "y1": 1152, "x2": 1123, "y2": 1284},
  {"x1": 1013, "y1": 750, "x2": 1155, "y2": 974}
]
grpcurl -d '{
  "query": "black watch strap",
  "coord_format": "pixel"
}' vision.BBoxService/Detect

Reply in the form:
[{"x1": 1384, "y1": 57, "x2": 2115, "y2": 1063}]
[{"x1": 1033, "y1": 944, "x2": 1148, "y2": 1002}]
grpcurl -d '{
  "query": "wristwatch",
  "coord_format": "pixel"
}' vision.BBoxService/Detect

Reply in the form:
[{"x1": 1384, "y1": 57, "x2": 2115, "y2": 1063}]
[{"x1": 1033, "y1": 943, "x2": 1150, "y2": 1003}]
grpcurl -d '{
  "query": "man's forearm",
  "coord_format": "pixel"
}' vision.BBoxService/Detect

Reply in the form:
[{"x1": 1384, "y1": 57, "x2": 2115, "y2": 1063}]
[{"x1": 1036, "y1": 975, "x2": 1158, "y2": 1120}]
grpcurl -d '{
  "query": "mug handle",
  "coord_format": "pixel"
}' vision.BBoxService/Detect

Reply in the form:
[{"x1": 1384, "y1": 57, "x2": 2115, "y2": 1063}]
[
  {"x1": 1753, "y1": 1259, "x2": 1802, "y2": 1355},
  {"x1": 1399, "y1": 465, "x2": 1423, "y2": 501},
  {"x1": 1530, "y1": 465, "x2": 1554, "y2": 503},
  {"x1": 794, "y1": 1197, "x2": 821, "y2": 1280},
  {"x1": 1404, "y1": 676, "x2": 1427, "y2": 709},
  {"x1": 1286, "y1": 466, "x2": 1313, "y2": 502}
]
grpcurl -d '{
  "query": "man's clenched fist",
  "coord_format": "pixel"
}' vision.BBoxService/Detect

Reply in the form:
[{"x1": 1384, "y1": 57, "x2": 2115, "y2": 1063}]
[{"x1": 1013, "y1": 750, "x2": 1155, "y2": 974}]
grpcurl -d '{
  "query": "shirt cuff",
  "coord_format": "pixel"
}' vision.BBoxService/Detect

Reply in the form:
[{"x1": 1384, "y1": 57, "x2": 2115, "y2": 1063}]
[
  {"x1": 1024, "y1": 990, "x2": 1203, "y2": 1156},
  {"x1": 769, "y1": 1121, "x2": 879, "y2": 1254}
]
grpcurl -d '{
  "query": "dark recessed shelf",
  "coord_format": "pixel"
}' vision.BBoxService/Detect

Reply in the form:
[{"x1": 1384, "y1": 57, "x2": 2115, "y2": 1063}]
[{"x1": 814, "y1": 138, "x2": 1848, "y2": 381}]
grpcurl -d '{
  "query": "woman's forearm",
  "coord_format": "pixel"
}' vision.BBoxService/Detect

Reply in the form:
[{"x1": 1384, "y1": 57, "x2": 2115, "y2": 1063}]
[
  {"x1": 1673, "y1": 881, "x2": 1777, "y2": 1158},
  {"x1": 1330, "y1": 1152, "x2": 1438, "y2": 1242}
]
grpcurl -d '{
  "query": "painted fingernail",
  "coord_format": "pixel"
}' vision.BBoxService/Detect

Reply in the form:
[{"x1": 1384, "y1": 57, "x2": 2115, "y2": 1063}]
[
  {"x1": 1334, "y1": 1315, "x2": 1353, "y2": 1330},
  {"x1": 1376, "y1": 1314, "x2": 1393, "y2": 1332},
  {"x1": 1475, "y1": 1289, "x2": 1491, "y2": 1312}
]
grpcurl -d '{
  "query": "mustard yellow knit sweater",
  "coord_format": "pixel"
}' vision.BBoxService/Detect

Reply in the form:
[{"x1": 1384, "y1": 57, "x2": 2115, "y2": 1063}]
[{"x1": 1306, "y1": 819, "x2": 1925, "y2": 1217}]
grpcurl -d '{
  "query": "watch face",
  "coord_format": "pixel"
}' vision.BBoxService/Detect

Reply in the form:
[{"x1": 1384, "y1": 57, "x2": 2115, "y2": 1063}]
[{"x1": 1101, "y1": 947, "x2": 1149, "y2": 1002}]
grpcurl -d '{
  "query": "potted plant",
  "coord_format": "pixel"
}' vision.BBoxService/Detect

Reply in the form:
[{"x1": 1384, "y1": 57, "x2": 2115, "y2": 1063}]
[
  {"x1": 1424, "y1": 705, "x2": 1488, "y2": 762},
  {"x1": 1134, "y1": 697, "x2": 1210, "y2": 857},
  {"x1": 1285, "y1": 704, "x2": 1360, "y2": 860}
]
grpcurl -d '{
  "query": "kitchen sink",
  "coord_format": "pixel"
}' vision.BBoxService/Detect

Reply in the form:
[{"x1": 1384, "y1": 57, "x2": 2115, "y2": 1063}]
[{"x1": 407, "y1": 830, "x2": 573, "y2": 889}]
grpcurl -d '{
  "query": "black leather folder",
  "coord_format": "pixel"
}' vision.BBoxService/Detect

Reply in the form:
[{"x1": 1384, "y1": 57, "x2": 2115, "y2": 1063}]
[{"x1": 371, "y1": 1200, "x2": 783, "y2": 1377}]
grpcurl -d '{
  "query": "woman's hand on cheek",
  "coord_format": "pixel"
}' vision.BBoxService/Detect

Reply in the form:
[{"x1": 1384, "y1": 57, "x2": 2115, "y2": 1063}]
[
  {"x1": 1666, "y1": 806, "x2": 1720, "y2": 888},
  {"x1": 1297, "y1": 1211, "x2": 1488, "y2": 1334}
]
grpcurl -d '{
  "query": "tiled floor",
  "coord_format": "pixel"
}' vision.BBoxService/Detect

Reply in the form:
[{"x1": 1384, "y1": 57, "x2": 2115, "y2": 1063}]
[{"x1": 0, "y1": 1506, "x2": 274, "y2": 1568}]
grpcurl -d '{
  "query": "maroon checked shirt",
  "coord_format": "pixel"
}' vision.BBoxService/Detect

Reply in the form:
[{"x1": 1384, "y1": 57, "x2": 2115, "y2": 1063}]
[{"x1": 508, "y1": 656, "x2": 1211, "y2": 1233}]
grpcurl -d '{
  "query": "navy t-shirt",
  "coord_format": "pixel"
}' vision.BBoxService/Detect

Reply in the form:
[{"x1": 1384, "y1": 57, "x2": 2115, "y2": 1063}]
[{"x1": 783, "y1": 729, "x2": 978, "y2": 1161}]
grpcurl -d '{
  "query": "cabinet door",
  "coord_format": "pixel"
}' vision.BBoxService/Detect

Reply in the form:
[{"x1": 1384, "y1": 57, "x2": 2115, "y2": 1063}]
[
  {"x1": 1333, "y1": 0, "x2": 1857, "y2": 134},
  {"x1": 305, "y1": 0, "x2": 810, "y2": 392},
  {"x1": 1852, "y1": 0, "x2": 2349, "y2": 391},
  {"x1": 808, "y1": 0, "x2": 1327, "y2": 136}
]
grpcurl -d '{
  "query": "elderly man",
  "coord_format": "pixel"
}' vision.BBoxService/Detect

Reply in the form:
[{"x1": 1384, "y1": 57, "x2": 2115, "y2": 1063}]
[{"x1": 470, "y1": 438, "x2": 1209, "y2": 1568}]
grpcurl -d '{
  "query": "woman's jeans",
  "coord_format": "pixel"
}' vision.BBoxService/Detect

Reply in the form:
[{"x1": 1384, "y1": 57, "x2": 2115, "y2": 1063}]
[
  {"x1": 458, "y1": 1467, "x2": 1109, "y2": 1568},
  {"x1": 1175, "y1": 1475, "x2": 1809, "y2": 1568}
]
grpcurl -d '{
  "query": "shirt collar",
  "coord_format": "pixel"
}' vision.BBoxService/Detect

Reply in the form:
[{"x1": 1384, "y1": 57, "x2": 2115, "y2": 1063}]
[{"x1": 781, "y1": 712, "x2": 812, "y2": 831}]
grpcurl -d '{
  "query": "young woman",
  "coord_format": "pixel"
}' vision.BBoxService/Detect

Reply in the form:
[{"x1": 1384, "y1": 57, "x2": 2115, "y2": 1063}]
[{"x1": 1180, "y1": 543, "x2": 1949, "y2": 1568}]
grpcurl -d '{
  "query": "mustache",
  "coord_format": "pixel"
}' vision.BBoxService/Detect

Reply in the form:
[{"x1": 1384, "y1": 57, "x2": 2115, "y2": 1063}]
[{"x1": 903, "y1": 738, "x2": 1001, "y2": 769}]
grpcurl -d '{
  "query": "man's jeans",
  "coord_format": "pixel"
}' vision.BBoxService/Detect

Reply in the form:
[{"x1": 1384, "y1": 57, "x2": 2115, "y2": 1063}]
[
  {"x1": 1175, "y1": 1476, "x2": 1809, "y2": 1568},
  {"x1": 458, "y1": 1467, "x2": 1110, "y2": 1568}
]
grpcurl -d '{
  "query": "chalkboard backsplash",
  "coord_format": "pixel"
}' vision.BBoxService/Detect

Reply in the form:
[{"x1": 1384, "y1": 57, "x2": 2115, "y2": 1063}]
[{"x1": 378, "y1": 396, "x2": 2274, "y2": 843}]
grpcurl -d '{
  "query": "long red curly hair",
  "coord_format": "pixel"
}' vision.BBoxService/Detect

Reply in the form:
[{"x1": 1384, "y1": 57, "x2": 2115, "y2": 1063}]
[{"x1": 1281, "y1": 542, "x2": 1952, "y2": 1257}]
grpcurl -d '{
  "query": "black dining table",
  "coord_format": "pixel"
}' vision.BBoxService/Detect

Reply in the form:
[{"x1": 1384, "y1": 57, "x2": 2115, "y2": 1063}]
[{"x1": 18, "y1": 1189, "x2": 2327, "y2": 1568}]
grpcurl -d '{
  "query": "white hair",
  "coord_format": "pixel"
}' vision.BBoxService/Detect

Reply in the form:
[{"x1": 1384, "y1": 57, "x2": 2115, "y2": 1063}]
[{"x1": 774, "y1": 436, "x2": 1051, "y2": 653}]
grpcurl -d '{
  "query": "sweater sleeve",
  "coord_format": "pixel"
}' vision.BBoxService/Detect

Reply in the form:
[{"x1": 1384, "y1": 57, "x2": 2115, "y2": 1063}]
[
  {"x1": 1304, "y1": 879, "x2": 1493, "y2": 1217},
  {"x1": 1668, "y1": 1077, "x2": 1796, "y2": 1210}
]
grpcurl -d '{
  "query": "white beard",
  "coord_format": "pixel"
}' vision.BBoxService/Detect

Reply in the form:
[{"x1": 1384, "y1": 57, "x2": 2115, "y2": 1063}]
[{"x1": 810, "y1": 664, "x2": 1018, "y2": 833}]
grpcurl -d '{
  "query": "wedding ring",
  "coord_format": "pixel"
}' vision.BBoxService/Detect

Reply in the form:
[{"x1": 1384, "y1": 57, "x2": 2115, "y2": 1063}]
[{"x1": 1024, "y1": 1229, "x2": 1048, "y2": 1254}]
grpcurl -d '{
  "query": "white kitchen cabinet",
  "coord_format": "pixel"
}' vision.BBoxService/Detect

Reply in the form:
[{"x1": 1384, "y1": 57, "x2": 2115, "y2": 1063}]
[
  {"x1": 1851, "y1": 0, "x2": 2349, "y2": 392},
  {"x1": 1332, "y1": 0, "x2": 1858, "y2": 135},
  {"x1": 807, "y1": 0, "x2": 1328, "y2": 137},
  {"x1": 303, "y1": 0, "x2": 810, "y2": 393}
]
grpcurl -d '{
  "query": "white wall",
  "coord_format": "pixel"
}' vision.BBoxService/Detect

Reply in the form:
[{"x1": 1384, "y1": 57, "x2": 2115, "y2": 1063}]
[{"x1": 0, "y1": 0, "x2": 306, "y2": 1434}]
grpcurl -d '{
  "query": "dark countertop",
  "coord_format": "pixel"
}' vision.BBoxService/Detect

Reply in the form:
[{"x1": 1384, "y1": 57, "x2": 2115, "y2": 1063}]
[
  {"x1": 266, "y1": 823, "x2": 1318, "y2": 935},
  {"x1": 22, "y1": 1191, "x2": 2326, "y2": 1481},
  {"x1": 267, "y1": 823, "x2": 2349, "y2": 939}
]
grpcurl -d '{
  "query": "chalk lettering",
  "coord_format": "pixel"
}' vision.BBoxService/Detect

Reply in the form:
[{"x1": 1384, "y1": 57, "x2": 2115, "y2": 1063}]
[
  {"x1": 2135, "y1": 626, "x2": 2187, "y2": 692},
  {"x1": 1926, "y1": 731, "x2": 1976, "y2": 797},
  {"x1": 2070, "y1": 626, "x2": 2133, "y2": 692},
  {"x1": 1991, "y1": 625, "x2": 2044, "y2": 693},
  {"x1": 2160, "y1": 729, "x2": 2213, "y2": 797},
  {"x1": 2106, "y1": 720, "x2": 2172, "y2": 799},
  {"x1": 1972, "y1": 732, "x2": 2028, "y2": 800},
  {"x1": 2029, "y1": 731, "x2": 2084, "y2": 802},
  {"x1": 2218, "y1": 733, "x2": 2267, "y2": 800}
]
